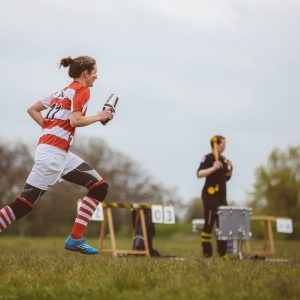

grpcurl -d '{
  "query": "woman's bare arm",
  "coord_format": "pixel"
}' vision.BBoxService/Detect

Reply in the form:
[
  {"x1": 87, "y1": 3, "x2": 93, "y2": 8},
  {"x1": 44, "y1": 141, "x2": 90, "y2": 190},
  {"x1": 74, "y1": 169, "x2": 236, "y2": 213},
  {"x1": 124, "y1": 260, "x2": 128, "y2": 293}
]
[
  {"x1": 27, "y1": 101, "x2": 47, "y2": 127},
  {"x1": 70, "y1": 109, "x2": 114, "y2": 127}
]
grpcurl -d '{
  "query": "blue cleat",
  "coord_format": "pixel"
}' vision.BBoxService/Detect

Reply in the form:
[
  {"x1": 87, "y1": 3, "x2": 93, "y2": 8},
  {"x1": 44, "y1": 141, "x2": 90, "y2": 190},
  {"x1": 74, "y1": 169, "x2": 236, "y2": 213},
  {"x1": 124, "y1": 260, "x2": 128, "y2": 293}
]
[{"x1": 65, "y1": 236, "x2": 99, "y2": 254}]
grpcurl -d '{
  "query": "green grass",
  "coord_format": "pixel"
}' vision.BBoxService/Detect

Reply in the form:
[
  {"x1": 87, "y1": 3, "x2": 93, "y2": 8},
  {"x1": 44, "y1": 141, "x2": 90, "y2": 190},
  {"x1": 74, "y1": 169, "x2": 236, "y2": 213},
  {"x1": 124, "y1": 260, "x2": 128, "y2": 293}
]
[{"x1": 0, "y1": 235, "x2": 300, "y2": 300}]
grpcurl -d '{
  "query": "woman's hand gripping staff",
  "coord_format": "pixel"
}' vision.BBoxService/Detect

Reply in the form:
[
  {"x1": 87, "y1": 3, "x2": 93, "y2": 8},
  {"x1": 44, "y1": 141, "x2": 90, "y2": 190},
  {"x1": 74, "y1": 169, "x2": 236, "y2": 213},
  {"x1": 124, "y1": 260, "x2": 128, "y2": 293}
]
[{"x1": 101, "y1": 94, "x2": 119, "y2": 125}]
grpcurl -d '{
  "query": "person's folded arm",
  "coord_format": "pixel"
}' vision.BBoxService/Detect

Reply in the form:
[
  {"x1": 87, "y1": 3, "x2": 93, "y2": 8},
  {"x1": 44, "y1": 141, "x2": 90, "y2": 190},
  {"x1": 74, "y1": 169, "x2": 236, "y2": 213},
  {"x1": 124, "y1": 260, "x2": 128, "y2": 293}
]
[{"x1": 27, "y1": 101, "x2": 47, "y2": 127}]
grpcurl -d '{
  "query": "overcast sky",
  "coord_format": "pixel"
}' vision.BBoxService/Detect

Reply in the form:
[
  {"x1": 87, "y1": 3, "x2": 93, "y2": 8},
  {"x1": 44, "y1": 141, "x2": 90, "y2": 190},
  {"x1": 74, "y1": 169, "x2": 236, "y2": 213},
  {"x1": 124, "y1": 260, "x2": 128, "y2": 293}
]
[{"x1": 1, "y1": 0, "x2": 300, "y2": 206}]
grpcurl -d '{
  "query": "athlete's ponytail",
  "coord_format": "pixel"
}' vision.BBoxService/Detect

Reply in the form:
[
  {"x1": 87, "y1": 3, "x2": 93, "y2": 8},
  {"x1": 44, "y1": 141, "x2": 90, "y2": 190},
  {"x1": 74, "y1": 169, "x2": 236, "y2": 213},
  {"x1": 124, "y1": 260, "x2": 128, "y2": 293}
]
[{"x1": 59, "y1": 56, "x2": 73, "y2": 68}]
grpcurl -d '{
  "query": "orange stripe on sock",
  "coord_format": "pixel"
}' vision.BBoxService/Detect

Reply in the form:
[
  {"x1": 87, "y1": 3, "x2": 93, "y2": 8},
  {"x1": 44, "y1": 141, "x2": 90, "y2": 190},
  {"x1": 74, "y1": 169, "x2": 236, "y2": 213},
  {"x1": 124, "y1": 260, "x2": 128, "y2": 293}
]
[
  {"x1": 17, "y1": 196, "x2": 34, "y2": 208},
  {"x1": 88, "y1": 179, "x2": 106, "y2": 191}
]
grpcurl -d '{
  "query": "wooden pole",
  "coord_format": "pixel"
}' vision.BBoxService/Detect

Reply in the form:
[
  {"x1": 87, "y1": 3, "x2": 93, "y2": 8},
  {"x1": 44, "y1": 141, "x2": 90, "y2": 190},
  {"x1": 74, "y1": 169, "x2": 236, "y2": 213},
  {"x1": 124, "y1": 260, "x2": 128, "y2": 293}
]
[
  {"x1": 244, "y1": 216, "x2": 276, "y2": 255},
  {"x1": 107, "y1": 208, "x2": 117, "y2": 257},
  {"x1": 268, "y1": 218, "x2": 275, "y2": 254},
  {"x1": 99, "y1": 207, "x2": 108, "y2": 251}
]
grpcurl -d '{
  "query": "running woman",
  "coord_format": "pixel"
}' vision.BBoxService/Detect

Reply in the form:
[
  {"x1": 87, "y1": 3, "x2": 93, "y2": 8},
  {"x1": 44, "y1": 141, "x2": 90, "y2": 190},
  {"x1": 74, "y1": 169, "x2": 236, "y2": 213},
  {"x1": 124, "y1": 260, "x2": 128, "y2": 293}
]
[{"x1": 0, "y1": 56, "x2": 114, "y2": 254}]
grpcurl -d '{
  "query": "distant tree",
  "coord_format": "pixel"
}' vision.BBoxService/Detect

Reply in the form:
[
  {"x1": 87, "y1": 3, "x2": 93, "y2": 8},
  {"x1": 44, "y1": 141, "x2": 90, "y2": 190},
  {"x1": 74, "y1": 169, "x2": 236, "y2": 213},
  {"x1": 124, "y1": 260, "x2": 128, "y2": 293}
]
[
  {"x1": 0, "y1": 142, "x2": 34, "y2": 236},
  {"x1": 247, "y1": 146, "x2": 300, "y2": 220},
  {"x1": 185, "y1": 197, "x2": 204, "y2": 222},
  {"x1": 0, "y1": 142, "x2": 33, "y2": 207}
]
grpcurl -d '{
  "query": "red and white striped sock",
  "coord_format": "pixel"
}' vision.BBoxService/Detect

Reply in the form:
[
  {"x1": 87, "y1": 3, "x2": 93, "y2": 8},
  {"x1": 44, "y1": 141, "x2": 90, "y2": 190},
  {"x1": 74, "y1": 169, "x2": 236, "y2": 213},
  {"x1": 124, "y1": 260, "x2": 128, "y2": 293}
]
[
  {"x1": 0, "y1": 206, "x2": 16, "y2": 233},
  {"x1": 70, "y1": 196, "x2": 99, "y2": 240}
]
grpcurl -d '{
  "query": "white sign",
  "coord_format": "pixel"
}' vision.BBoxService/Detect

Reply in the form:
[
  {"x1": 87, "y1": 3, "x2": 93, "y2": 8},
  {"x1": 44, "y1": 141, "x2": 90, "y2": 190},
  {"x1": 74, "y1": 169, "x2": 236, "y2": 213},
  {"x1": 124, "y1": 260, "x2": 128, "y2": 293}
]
[
  {"x1": 77, "y1": 200, "x2": 104, "y2": 221},
  {"x1": 151, "y1": 205, "x2": 164, "y2": 223},
  {"x1": 91, "y1": 204, "x2": 104, "y2": 221},
  {"x1": 163, "y1": 206, "x2": 175, "y2": 224},
  {"x1": 77, "y1": 201, "x2": 81, "y2": 213},
  {"x1": 276, "y1": 218, "x2": 293, "y2": 233},
  {"x1": 191, "y1": 218, "x2": 205, "y2": 232}
]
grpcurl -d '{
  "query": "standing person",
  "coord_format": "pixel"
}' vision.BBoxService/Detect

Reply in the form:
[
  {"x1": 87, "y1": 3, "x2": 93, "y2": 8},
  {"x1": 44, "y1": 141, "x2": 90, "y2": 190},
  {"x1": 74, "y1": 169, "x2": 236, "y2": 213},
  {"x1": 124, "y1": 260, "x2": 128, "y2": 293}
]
[
  {"x1": 0, "y1": 55, "x2": 114, "y2": 254},
  {"x1": 197, "y1": 135, "x2": 233, "y2": 258}
]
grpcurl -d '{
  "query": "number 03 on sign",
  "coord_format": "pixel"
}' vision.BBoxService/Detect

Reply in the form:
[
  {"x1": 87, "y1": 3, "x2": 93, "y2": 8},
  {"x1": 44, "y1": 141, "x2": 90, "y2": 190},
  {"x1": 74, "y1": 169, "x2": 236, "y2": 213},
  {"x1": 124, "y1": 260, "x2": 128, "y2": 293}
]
[{"x1": 151, "y1": 205, "x2": 175, "y2": 224}]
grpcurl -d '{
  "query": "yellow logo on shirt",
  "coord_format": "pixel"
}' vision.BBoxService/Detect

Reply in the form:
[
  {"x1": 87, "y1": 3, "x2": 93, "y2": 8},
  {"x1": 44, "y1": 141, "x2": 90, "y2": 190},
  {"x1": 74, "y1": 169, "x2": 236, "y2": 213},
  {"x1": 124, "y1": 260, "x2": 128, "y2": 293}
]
[{"x1": 207, "y1": 184, "x2": 219, "y2": 195}]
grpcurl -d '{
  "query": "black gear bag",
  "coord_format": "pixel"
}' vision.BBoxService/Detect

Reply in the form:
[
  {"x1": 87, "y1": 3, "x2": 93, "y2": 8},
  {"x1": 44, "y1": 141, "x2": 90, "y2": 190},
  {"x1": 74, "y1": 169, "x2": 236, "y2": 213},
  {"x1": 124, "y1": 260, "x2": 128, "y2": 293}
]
[{"x1": 131, "y1": 209, "x2": 155, "y2": 252}]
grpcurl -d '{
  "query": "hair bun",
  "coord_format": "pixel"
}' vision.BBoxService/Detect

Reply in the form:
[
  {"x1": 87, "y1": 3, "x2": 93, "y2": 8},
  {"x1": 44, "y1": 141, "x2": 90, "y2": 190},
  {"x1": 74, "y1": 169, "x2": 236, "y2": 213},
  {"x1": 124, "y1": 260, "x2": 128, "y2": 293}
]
[{"x1": 59, "y1": 56, "x2": 73, "y2": 68}]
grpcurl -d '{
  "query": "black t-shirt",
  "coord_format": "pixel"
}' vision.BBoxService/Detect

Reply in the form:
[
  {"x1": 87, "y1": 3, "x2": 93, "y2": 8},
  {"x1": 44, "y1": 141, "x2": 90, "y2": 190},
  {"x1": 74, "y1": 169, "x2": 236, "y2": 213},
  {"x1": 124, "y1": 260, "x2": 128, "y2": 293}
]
[{"x1": 197, "y1": 153, "x2": 231, "y2": 199}]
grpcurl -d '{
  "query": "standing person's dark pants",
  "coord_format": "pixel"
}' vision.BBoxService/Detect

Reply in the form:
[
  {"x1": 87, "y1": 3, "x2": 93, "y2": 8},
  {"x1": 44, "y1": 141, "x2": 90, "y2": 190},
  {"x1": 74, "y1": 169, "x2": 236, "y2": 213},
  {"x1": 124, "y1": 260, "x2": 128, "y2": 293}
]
[{"x1": 201, "y1": 194, "x2": 227, "y2": 258}]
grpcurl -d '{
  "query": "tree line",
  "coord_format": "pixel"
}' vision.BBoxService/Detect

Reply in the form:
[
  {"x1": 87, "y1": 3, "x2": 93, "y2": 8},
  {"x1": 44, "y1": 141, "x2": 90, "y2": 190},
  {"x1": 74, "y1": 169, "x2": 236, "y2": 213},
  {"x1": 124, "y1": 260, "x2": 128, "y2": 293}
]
[
  {"x1": 1, "y1": 140, "x2": 300, "y2": 239},
  {"x1": 0, "y1": 138, "x2": 182, "y2": 237}
]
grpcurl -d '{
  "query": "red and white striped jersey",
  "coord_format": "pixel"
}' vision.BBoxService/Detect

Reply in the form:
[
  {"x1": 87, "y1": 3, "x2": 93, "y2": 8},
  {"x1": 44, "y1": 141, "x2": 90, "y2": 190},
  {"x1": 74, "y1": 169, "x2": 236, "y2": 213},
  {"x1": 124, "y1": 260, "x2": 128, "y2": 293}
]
[{"x1": 38, "y1": 81, "x2": 90, "y2": 152}]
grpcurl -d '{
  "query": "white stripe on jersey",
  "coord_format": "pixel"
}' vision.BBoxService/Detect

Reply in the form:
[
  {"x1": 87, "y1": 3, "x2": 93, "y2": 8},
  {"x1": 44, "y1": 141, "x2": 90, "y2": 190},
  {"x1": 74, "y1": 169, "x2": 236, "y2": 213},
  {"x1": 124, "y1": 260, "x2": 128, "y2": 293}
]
[
  {"x1": 41, "y1": 126, "x2": 71, "y2": 141},
  {"x1": 53, "y1": 89, "x2": 76, "y2": 101},
  {"x1": 52, "y1": 109, "x2": 71, "y2": 121},
  {"x1": 82, "y1": 99, "x2": 90, "y2": 114},
  {"x1": 40, "y1": 88, "x2": 76, "y2": 108},
  {"x1": 40, "y1": 94, "x2": 54, "y2": 108}
]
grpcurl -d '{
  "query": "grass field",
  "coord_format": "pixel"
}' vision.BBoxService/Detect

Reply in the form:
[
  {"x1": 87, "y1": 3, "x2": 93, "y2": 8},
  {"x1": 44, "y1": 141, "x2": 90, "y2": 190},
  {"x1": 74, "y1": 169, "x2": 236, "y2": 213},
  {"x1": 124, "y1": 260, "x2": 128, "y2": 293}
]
[{"x1": 0, "y1": 232, "x2": 300, "y2": 300}]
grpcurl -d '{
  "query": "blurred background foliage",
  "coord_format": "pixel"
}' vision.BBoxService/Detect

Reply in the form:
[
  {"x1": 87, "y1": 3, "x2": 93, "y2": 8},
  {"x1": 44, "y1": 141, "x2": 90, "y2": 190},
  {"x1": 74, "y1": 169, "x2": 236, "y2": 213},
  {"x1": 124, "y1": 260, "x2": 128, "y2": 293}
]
[
  {"x1": 0, "y1": 138, "x2": 182, "y2": 237},
  {"x1": 184, "y1": 197, "x2": 204, "y2": 222},
  {"x1": 0, "y1": 140, "x2": 299, "y2": 239},
  {"x1": 246, "y1": 146, "x2": 300, "y2": 239},
  {"x1": 247, "y1": 146, "x2": 300, "y2": 219}
]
